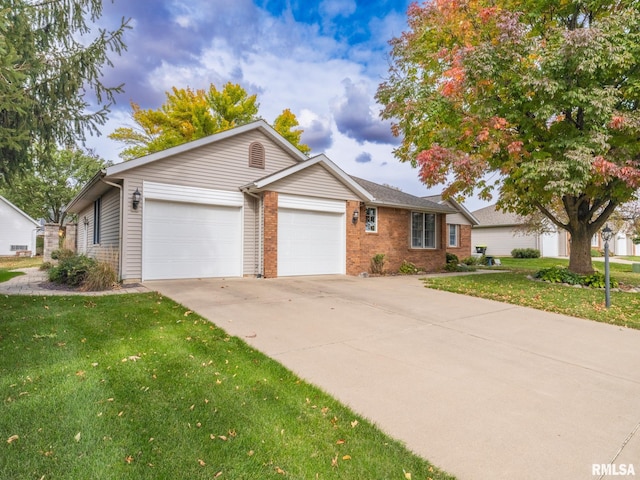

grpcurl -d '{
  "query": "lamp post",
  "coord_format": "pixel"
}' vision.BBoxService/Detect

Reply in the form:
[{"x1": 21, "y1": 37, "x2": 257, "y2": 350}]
[{"x1": 602, "y1": 224, "x2": 613, "y2": 309}]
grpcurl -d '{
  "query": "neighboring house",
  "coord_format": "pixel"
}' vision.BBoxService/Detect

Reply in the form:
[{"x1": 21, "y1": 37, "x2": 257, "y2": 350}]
[
  {"x1": 67, "y1": 120, "x2": 455, "y2": 282},
  {"x1": 590, "y1": 226, "x2": 640, "y2": 256},
  {"x1": 423, "y1": 195, "x2": 479, "y2": 258},
  {"x1": 0, "y1": 195, "x2": 40, "y2": 257},
  {"x1": 471, "y1": 204, "x2": 569, "y2": 257}
]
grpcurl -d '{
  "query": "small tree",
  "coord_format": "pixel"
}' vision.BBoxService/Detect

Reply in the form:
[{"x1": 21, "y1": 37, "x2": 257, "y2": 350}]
[{"x1": 1, "y1": 148, "x2": 108, "y2": 225}]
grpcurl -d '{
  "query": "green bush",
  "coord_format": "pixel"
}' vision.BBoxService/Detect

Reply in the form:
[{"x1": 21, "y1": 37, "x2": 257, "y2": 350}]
[
  {"x1": 49, "y1": 254, "x2": 97, "y2": 286},
  {"x1": 398, "y1": 260, "x2": 420, "y2": 275},
  {"x1": 534, "y1": 266, "x2": 617, "y2": 288},
  {"x1": 461, "y1": 256, "x2": 481, "y2": 266},
  {"x1": 370, "y1": 253, "x2": 385, "y2": 275},
  {"x1": 444, "y1": 262, "x2": 477, "y2": 272},
  {"x1": 591, "y1": 248, "x2": 602, "y2": 257},
  {"x1": 446, "y1": 252, "x2": 459, "y2": 264},
  {"x1": 511, "y1": 248, "x2": 540, "y2": 259}
]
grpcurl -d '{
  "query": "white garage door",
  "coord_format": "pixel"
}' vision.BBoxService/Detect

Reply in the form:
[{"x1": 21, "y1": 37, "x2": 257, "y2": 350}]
[
  {"x1": 277, "y1": 195, "x2": 346, "y2": 277},
  {"x1": 143, "y1": 199, "x2": 242, "y2": 280}
]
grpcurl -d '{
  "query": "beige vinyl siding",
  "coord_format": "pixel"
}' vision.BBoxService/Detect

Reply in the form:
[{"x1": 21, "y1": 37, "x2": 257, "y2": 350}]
[
  {"x1": 77, "y1": 206, "x2": 92, "y2": 255},
  {"x1": 114, "y1": 130, "x2": 298, "y2": 281},
  {"x1": 446, "y1": 212, "x2": 472, "y2": 226},
  {"x1": 472, "y1": 226, "x2": 537, "y2": 256},
  {"x1": 268, "y1": 164, "x2": 360, "y2": 201}
]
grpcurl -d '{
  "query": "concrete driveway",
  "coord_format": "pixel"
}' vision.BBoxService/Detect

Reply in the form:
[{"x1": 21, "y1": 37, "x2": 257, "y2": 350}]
[{"x1": 146, "y1": 275, "x2": 640, "y2": 480}]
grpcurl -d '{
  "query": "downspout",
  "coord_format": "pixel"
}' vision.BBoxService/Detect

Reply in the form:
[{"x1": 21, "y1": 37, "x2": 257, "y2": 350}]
[
  {"x1": 101, "y1": 180, "x2": 124, "y2": 281},
  {"x1": 242, "y1": 189, "x2": 263, "y2": 278}
]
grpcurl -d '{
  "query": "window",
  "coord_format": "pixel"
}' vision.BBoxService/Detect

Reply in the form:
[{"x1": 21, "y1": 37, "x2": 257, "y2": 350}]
[
  {"x1": 365, "y1": 207, "x2": 377, "y2": 232},
  {"x1": 591, "y1": 234, "x2": 600, "y2": 247},
  {"x1": 411, "y1": 212, "x2": 436, "y2": 248},
  {"x1": 448, "y1": 224, "x2": 459, "y2": 247},
  {"x1": 10, "y1": 245, "x2": 28, "y2": 251},
  {"x1": 248, "y1": 142, "x2": 265, "y2": 169},
  {"x1": 93, "y1": 197, "x2": 101, "y2": 244}
]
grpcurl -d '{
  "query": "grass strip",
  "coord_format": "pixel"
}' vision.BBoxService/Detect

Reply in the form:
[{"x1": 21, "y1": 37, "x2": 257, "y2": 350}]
[
  {"x1": 0, "y1": 293, "x2": 453, "y2": 480},
  {"x1": 423, "y1": 271, "x2": 640, "y2": 330}
]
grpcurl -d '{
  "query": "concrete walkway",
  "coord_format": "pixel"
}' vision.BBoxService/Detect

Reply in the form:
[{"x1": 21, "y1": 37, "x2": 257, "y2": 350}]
[
  {"x1": 0, "y1": 267, "x2": 149, "y2": 295},
  {"x1": 146, "y1": 275, "x2": 640, "y2": 480}
]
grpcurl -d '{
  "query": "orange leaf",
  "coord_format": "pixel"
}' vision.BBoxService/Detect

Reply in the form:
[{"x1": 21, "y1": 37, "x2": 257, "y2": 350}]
[{"x1": 6, "y1": 435, "x2": 18, "y2": 444}]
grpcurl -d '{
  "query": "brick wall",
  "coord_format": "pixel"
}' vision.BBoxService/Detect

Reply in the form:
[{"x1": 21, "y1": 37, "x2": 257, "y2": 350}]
[
  {"x1": 263, "y1": 191, "x2": 278, "y2": 278},
  {"x1": 345, "y1": 200, "x2": 362, "y2": 275},
  {"x1": 447, "y1": 224, "x2": 472, "y2": 259},
  {"x1": 351, "y1": 206, "x2": 447, "y2": 275}
]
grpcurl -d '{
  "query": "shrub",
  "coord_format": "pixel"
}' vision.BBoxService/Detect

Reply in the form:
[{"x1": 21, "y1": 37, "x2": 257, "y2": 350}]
[
  {"x1": 444, "y1": 262, "x2": 476, "y2": 272},
  {"x1": 534, "y1": 266, "x2": 617, "y2": 288},
  {"x1": 398, "y1": 260, "x2": 420, "y2": 275},
  {"x1": 511, "y1": 248, "x2": 540, "y2": 259},
  {"x1": 370, "y1": 253, "x2": 385, "y2": 275},
  {"x1": 591, "y1": 248, "x2": 602, "y2": 257},
  {"x1": 49, "y1": 254, "x2": 97, "y2": 286},
  {"x1": 39, "y1": 261, "x2": 54, "y2": 271},
  {"x1": 461, "y1": 256, "x2": 481, "y2": 266},
  {"x1": 446, "y1": 252, "x2": 459, "y2": 264},
  {"x1": 81, "y1": 261, "x2": 117, "y2": 291}
]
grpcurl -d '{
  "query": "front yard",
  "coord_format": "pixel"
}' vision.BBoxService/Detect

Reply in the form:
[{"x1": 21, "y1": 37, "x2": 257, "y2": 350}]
[
  {"x1": 0, "y1": 293, "x2": 453, "y2": 480},
  {"x1": 425, "y1": 257, "x2": 640, "y2": 330}
]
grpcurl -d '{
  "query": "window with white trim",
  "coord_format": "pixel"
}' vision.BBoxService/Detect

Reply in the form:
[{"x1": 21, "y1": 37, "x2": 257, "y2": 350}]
[
  {"x1": 591, "y1": 234, "x2": 599, "y2": 247},
  {"x1": 93, "y1": 197, "x2": 101, "y2": 244},
  {"x1": 365, "y1": 207, "x2": 377, "y2": 233},
  {"x1": 448, "y1": 224, "x2": 459, "y2": 247},
  {"x1": 411, "y1": 212, "x2": 436, "y2": 248}
]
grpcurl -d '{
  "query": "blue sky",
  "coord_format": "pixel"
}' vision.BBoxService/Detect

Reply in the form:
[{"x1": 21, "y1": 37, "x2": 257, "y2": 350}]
[{"x1": 87, "y1": 0, "x2": 487, "y2": 210}]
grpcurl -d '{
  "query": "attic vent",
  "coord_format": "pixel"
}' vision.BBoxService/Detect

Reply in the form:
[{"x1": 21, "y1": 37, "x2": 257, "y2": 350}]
[{"x1": 249, "y1": 142, "x2": 265, "y2": 169}]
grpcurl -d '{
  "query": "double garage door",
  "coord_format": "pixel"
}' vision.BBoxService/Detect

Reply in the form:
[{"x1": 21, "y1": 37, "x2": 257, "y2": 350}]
[{"x1": 142, "y1": 184, "x2": 346, "y2": 280}]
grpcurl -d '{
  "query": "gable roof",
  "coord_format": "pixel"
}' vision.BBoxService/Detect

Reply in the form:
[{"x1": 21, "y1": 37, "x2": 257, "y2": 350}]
[
  {"x1": 105, "y1": 119, "x2": 307, "y2": 177},
  {"x1": 0, "y1": 195, "x2": 40, "y2": 227},
  {"x1": 241, "y1": 154, "x2": 374, "y2": 201},
  {"x1": 423, "y1": 194, "x2": 480, "y2": 225},
  {"x1": 472, "y1": 204, "x2": 524, "y2": 227},
  {"x1": 350, "y1": 177, "x2": 455, "y2": 213}
]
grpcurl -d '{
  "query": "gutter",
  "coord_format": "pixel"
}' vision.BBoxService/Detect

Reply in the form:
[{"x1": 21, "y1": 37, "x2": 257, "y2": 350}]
[{"x1": 100, "y1": 179, "x2": 124, "y2": 281}]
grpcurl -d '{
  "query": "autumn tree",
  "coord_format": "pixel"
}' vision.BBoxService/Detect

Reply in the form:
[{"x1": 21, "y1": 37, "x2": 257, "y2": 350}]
[
  {"x1": 0, "y1": 148, "x2": 108, "y2": 225},
  {"x1": 377, "y1": 0, "x2": 640, "y2": 273},
  {"x1": 110, "y1": 82, "x2": 309, "y2": 160},
  {"x1": 0, "y1": 0, "x2": 129, "y2": 184}
]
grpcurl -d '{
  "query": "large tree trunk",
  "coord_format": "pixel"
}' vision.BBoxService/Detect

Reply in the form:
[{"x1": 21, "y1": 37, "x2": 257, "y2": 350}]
[{"x1": 568, "y1": 225, "x2": 595, "y2": 274}]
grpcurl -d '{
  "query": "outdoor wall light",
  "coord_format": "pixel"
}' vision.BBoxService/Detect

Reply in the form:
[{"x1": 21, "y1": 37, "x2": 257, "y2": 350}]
[
  {"x1": 352, "y1": 209, "x2": 359, "y2": 224},
  {"x1": 83, "y1": 216, "x2": 89, "y2": 226},
  {"x1": 132, "y1": 188, "x2": 141, "y2": 210}
]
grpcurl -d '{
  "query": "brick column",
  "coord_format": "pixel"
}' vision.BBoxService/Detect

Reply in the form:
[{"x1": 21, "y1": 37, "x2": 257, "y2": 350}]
[
  {"x1": 43, "y1": 224, "x2": 61, "y2": 262},
  {"x1": 346, "y1": 200, "x2": 363, "y2": 275},
  {"x1": 63, "y1": 224, "x2": 77, "y2": 252},
  {"x1": 263, "y1": 191, "x2": 278, "y2": 278}
]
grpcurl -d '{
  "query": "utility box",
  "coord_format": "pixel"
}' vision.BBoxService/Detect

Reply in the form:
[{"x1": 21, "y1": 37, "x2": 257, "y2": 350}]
[{"x1": 632, "y1": 263, "x2": 640, "y2": 273}]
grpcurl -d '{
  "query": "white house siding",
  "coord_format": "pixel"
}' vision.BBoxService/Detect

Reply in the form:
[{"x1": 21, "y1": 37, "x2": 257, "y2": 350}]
[
  {"x1": 446, "y1": 211, "x2": 473, "y2": 226},
  {"x1": 268, "y1": 164, "x2": 361, "y2": 201},
  {"x1": 0, "y1": 197, "x2": 39, "y2": 256},
  {"x1": 472, "y1": 226, "x2": 537, "y2": 256},
  {"x1": 113, "y1": 130, "x2": 300, "y2": 281}
]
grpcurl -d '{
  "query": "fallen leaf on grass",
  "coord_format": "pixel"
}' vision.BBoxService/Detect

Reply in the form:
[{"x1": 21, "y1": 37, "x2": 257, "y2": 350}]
[
  {"x1": 342, "y1": 455, "x2": 351, "y2": 460},
  {"x1": 350, "y1": 420, "x2": 359, "y2": 428},
  {"x1": 7, "y1": 435, "x2": 18, "y2": 444},
  {"x1": 275, "y1": 466, "x2": 286, "y2": 475},
  {"x1": 125, "y1": 455, "x2": 134, "y2": 464},
  {"x1": 331, "y1": 455, "x2": 339, "y2": 467},
  {"x1": 198, "y1": 459, "x2": 206, "y2": 466},
  {"x1": 336, "y1": 439, "x2": 345, "y2": 445},
  {"x1": 184, "y1": 310, "x2": 192, "y2": 316},
  {"x1": 403, "y1": 469, "x2": 412, "y2": 479},
  {"x1": 74, "y1": 432, "x2": 81, "y2": 442}
]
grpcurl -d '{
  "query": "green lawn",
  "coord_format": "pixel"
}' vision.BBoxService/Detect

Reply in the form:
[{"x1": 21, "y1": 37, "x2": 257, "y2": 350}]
[
  {"x1": 425, "y1": 258, "x2": 640, "y2": 329},
  {"x1": 0, "y1": 256, "x2": 43, "y2": 270},
  {"x1": 0, "y1": 293, "x2": 453, "y2": 480}
]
